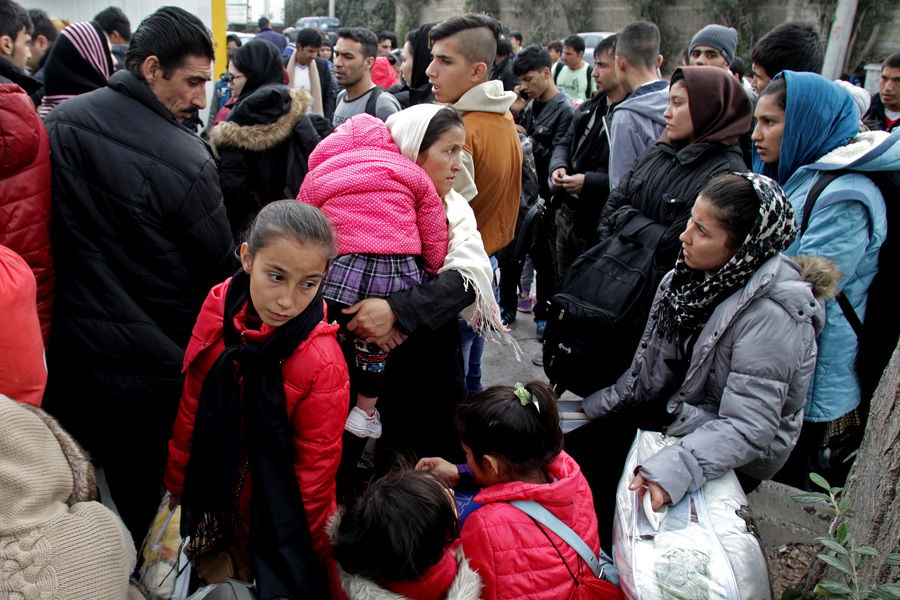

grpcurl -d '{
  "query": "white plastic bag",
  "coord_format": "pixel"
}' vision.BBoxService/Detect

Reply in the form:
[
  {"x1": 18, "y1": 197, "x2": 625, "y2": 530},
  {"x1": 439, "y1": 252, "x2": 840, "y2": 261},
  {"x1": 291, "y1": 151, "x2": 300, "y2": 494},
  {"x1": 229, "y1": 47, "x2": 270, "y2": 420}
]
[
  {"x1": 138, "y1": 492, "x2": 193, "y2": 600},
  {"x1": 612, "y1": 430, "x2": 771, "y2": 600}
]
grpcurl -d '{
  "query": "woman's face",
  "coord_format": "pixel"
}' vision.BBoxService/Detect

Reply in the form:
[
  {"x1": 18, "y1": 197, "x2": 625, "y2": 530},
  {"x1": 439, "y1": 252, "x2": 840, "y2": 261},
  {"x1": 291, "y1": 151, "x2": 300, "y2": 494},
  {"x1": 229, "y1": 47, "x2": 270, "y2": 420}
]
[
  {"x1": 679, "y1": 194, "x2": 739, "y2": 275},
  {"x1": 400, "y1": 41, "x2": 414, "y2": 85},
  {"x1": 318, "y1": 44, "x2": 332, "y2": 60},
  {"x1": 416, "y1": 125, "x2": 465, "y2": 197},
  {"x1": 752, "y1": 93, "x2": 785, "y2": 164},
  {"x1": 663, "y1": 80, "x2": 695, "y2": 143},
  {"x1": 226, "y1": 62, "x2": 247, "y2": 99}
]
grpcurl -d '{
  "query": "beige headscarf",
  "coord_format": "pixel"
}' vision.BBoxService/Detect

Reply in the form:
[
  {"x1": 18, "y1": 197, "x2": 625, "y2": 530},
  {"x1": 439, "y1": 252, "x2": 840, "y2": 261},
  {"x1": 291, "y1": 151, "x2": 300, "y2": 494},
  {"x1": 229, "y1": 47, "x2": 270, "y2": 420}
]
[{"x1": 386, "y1": 104, "x2": 520, "y2": 355}]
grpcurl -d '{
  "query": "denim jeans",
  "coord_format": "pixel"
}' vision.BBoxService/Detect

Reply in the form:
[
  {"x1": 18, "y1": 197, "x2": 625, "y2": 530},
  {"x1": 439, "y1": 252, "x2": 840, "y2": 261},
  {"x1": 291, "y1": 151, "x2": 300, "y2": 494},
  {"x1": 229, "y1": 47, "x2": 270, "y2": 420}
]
[{"x1": 458, "y1": 255, "x2": 499, "y2": 396}]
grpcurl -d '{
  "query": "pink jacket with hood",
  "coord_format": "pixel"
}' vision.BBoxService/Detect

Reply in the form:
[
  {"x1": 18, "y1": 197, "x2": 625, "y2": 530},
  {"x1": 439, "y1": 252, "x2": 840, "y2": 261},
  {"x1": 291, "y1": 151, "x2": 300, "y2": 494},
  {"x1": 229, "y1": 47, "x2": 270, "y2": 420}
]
[{"x1": 297, "y1": 113, "x2": 448, "y2": 276}]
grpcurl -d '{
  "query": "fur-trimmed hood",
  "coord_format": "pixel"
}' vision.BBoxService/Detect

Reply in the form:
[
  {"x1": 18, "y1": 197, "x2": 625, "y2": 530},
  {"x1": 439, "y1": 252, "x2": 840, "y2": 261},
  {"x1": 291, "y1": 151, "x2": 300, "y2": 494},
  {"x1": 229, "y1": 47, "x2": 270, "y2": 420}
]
[
  {"x1": 328, "y1": 510, "x2": 482, "y2": 600},
  {"x1": 793, "y1": 254, "x2": 840, "y2": 301},
  {"x1": 210, "y1": 86, "x2": 313, "y2": 156}
]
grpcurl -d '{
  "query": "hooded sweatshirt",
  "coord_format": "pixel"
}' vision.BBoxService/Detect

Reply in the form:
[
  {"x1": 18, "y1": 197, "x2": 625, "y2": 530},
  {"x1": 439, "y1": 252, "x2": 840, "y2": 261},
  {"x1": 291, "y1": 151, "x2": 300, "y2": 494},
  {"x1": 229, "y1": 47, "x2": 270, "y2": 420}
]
[
  {"x1": 607, "y1": 79, "x2": 669, "y2": 189},
  {"x1": 757, "y1": 71, "x2": 894, "y2": 421},
  {"x1": 451, "y1": 80, "x2": 523, "y2": 255}
]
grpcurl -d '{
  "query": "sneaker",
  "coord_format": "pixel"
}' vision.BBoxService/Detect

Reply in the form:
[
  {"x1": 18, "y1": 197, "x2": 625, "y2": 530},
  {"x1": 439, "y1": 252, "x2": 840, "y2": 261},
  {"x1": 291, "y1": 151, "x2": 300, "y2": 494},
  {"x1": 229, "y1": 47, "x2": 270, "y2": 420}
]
[
  {"x1": 535, "y1": 319, "x2": 547, "y2": 341},
  {"x1": 345, "y1": 407, "x2": 383, "y2": 439},
  {"x1": 501, "y1": 308, "x2": 517, "y2": 327},
  {"x1": 517, "y1": 291, "x2": 536, "y2": 313},
  {"x1": 532, "y1": 351, "x2": 544, "y2": 366}
]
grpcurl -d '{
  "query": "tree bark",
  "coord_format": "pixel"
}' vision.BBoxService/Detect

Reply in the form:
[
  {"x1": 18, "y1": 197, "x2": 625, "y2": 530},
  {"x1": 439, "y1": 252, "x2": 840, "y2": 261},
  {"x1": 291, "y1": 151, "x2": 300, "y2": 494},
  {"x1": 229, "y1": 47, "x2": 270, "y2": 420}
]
[{"x1": 801, "y1": 339, "x2": 900, "y2": 593}]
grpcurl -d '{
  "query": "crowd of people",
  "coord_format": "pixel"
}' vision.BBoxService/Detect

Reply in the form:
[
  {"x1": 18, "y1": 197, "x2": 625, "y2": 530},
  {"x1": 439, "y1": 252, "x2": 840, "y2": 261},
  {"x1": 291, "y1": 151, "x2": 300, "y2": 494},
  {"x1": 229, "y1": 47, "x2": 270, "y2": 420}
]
[{"x1": 1, "y1": 0, "x2": 899, "y2": 598}]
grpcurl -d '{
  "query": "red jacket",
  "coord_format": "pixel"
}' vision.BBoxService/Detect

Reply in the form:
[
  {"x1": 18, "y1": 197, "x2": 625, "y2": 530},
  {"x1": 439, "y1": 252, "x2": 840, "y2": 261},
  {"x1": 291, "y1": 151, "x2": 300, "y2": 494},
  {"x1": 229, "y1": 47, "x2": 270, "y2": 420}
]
[
  {"x1": 0, "y1": 83, "x2": 53, "y2": 346},
  {"x1": 164, "y1": 278, "x2": 350, "y2": 566},
  {"x1": 460, "y1": 452, "x2": 602, "y2": 600}
]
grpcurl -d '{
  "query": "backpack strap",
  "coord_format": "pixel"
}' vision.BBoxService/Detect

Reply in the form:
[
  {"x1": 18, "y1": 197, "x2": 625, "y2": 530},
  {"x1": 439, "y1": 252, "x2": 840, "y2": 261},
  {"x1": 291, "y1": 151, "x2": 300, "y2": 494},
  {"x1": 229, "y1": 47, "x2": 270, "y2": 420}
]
[
  {"x1": 508, "y1": 500, "x2": 617, "y2": 584},
  {"x1": 553, "y1": 62, "x2": 563, "y2": 84},
  {"x1": 799, "y1": 170, "x2": 864, "y2": 339},
  {"x1": 585, "y1": 67, "x2": 592, "y2": 100},
  {"x1": 364, "y1": 86, "x2": 385, "y2": 118}
]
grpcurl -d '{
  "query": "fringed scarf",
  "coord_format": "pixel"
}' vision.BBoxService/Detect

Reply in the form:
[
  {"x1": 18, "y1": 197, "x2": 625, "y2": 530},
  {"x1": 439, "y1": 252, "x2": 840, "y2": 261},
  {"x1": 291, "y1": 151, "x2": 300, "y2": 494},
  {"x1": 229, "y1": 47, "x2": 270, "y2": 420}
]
[
  {"x1": 657, "y1": 172, "x2": 798, "y2": 341},
  {"x1": 181, "y1": 269, "x2": 327, "y2": 599}
]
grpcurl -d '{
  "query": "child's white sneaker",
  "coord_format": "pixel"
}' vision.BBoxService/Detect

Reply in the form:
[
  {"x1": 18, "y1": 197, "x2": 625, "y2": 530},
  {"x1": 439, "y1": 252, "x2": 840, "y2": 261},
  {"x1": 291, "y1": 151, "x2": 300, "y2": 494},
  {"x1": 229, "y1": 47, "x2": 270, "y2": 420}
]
[{"x1": 345, "y1": 407, "x2": 382, "y2": 439}]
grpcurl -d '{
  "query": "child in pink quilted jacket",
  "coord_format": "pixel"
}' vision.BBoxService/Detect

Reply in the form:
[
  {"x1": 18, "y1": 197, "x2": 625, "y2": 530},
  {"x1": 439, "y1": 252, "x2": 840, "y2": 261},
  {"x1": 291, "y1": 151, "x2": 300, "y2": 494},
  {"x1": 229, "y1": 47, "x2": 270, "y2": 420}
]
[{"x1": 297, "y1": 112, "x2": 451, "y2": 441}]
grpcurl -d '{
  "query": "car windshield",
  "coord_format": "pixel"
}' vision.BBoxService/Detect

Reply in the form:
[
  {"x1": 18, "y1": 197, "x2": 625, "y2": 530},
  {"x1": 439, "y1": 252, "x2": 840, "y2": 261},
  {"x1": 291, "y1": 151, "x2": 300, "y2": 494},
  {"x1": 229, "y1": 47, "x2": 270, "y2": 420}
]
[{"x1": 322, "y1": 18, "x2": 340, "y2": 29}]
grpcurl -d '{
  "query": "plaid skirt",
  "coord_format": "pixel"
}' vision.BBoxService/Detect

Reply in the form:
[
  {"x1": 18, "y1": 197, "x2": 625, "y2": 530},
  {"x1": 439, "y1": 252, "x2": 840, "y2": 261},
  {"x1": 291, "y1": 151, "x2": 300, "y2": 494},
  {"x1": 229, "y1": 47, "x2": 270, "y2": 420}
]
[{"x1": 322, "y1": 253, "x2": 428, "y2": 306}]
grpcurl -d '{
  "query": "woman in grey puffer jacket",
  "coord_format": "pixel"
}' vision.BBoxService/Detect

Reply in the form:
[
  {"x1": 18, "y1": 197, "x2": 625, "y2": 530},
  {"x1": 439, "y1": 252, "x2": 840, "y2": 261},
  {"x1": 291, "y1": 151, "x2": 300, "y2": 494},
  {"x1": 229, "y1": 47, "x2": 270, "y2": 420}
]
[{"x1": 566, "y1": 172, "x2": 838, "y2": 548}]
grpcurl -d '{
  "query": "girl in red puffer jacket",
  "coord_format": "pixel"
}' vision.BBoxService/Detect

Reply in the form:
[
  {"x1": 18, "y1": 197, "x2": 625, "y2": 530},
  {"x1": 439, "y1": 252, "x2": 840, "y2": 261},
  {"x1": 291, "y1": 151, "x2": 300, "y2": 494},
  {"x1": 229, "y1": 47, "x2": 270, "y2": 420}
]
[
  {"x1": 418, "y1": 382, "x2": 624, "y2": 600},
  {"x1": 164, "y1": 201, "x2": 350, "y2": 598}
]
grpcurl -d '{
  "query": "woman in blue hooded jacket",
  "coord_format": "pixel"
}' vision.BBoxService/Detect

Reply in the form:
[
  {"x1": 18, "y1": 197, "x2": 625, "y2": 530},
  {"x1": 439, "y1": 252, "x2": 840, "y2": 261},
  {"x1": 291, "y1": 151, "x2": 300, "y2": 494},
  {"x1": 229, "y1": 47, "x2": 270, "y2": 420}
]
[{"x1": 752, "y1": 71, "x2": 897, "y2": 485}]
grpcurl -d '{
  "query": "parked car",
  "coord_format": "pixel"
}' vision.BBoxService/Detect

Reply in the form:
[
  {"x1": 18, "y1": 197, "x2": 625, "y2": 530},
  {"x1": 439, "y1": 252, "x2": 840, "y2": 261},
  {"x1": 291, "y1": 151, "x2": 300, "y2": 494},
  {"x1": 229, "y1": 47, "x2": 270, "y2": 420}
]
[{"x1": 293, "y1": 16, "x2": 341, "y2": 43}]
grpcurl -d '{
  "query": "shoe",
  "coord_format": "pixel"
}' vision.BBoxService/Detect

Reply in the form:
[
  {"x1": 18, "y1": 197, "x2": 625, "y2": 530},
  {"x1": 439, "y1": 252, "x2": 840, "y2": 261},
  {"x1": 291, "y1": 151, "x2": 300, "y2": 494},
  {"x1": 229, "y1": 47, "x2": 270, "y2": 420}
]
[
  {"x1": 517, "y1": 291, "x2": 536, "y2": 312},
  {"x1": 532, "y1": 351, "x2": 544, "y2": 366},
  {"x1": 501, "y1": 308, "x2": 517, "y2": 327},
  {"x1": 345, "y1": 407, "x2": 383, "y2": 439},
  {"x1": 535, "y1": 319, "x2": 547, "y2": 341}
]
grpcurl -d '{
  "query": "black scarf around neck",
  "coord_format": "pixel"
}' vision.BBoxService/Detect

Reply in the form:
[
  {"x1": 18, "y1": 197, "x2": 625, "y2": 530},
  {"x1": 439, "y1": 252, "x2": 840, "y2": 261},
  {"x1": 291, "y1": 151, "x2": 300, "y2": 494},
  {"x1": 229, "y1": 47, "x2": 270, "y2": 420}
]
[{"x1": 181, "y1": 268, "x2": 327, "y2": 599}]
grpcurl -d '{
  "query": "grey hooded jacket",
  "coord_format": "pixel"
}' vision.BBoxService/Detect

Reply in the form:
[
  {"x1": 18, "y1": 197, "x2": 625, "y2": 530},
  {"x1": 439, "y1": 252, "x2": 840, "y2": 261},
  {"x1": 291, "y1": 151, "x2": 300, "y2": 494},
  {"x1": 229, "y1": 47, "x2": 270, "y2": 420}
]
[
  {"x1": 582, "y1": 254, "x2": 835, "y2": 504},
  {"x1": 607, "y1": 79, "x2": 668, "y2": 190}
]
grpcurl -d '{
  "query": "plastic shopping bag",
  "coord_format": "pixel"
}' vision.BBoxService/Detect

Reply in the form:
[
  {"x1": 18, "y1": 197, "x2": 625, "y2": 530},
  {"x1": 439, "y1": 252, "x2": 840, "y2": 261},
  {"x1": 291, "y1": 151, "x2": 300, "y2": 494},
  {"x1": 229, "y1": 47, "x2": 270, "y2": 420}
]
[
  {"x1": 612, "y1": 430, "x2": 771, "y2": 600},
  {"x1": 138, "y1": 492, "x2": 192, "y2": 600}
]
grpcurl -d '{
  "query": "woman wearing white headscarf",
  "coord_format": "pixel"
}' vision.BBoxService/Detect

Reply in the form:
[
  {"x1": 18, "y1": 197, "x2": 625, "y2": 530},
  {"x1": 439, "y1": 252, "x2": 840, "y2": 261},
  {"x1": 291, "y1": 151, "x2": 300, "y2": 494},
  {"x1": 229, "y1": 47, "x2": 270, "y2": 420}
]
[{"x1": 339, "y1": 103, "x2": 514, "y2": 466}]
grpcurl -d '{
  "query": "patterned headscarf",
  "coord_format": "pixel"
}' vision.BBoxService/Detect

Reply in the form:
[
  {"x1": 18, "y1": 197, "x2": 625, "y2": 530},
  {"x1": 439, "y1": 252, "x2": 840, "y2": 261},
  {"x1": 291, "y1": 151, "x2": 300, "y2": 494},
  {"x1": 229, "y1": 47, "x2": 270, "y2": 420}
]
[
  {"x1": 657, "y1": 172, "x2": 798, "y2": 340},
  {"x1": 38, "y1": 21, "x2": 113, "y2": 118}
]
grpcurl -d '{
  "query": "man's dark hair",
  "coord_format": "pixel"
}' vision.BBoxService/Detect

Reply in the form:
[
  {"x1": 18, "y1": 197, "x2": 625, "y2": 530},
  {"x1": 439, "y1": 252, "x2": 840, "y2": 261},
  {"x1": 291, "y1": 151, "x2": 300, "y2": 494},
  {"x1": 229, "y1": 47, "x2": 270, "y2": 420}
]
[
  {"x1": 0, "y1": 0, "x2": 31, "y2": 42},
  {"x1": 509, "y1": 31, "x2": 522, "y2": 44},
  {"x1": 512, "y1": 44, "x2": 551, "y2": 76},
  {"x1": 125, "y1": 6, "x2": 213, "y2": 80},
  {"x1": 258, "y1": 17, "x2": 270, "y2": 28},
  {"x1": 883, "y1": 51, "x2": 900, "y2": 70},
  {"x1": 730, "y1": 55, "x2": 746, "y2": 79},
  {"x1": 28, "y1": 9, "x2": 57, "y2": 44},
  {"x1": 751, "y1": 23, "x2": 824, "y2": 78},
  {"x1": 547, "y1": 40, "x2": 562, "y2": 54},
  {"x1": 496, "y1": 35, "x2": 512, "y2": 59},
  {"x1": 563, "y1": 34, "x2": 585, "y2": 54},
  {"x1": 337, "y1": 27, "x2": 378, "y2": 59},
  {"x1": 617, "y1": 20, "x2": 660, "y2": 70},
  {"x1": 429, "y1": 13, "x2": 501, "y2": 67},
  {"x1": 226, "y1": 33, "x2": 242, "y2": 47},
  {"x1": 376, "y1": 30, "x2": 397, "y2": 49},
  {"x1": 94, "y1": 6, "x2": 131, "y2": 42},
  {"x1": 595, "y1": 33, "x2": 618, "y2": 59},
  {"x1": 296, "y1": 27, "x2": 322, "y2": 49}
]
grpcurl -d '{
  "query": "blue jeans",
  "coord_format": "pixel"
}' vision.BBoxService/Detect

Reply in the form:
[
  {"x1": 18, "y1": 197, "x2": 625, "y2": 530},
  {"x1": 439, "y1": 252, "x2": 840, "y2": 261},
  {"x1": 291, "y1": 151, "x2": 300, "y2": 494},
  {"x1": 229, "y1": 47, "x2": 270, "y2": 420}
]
[{"x1": 459, "y1": 255, "x2": 499, "y2": 396}]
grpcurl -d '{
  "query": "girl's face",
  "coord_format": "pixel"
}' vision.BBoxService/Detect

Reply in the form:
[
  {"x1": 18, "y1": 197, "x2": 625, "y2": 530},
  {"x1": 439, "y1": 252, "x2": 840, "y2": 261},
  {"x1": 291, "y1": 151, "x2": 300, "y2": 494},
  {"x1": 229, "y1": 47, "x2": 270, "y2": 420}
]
[
  {"x1": 663, "y1": 80, "x2": 694, "y2": 143},
  {"x1": 400, "y1": 41, "x2": 414, "y2": 85},
  {"x1": 318, "y1": 44, "x2": 332, "y2": 60},
  {"x1": 227, "y1": 62, "x2": 247, "y2": 99},
  {"x1": 752, "y1": 93, "x2": 785, "y2": 164},
  {"x1": 240, "y1": 237, "x2": 327, "y2": 328},
  {"x1": 416, "y1": 125, "x2": 465, "y2": 197},
  {"x1": 679, "y1": 194, "x2": 739, "y2": 276}
]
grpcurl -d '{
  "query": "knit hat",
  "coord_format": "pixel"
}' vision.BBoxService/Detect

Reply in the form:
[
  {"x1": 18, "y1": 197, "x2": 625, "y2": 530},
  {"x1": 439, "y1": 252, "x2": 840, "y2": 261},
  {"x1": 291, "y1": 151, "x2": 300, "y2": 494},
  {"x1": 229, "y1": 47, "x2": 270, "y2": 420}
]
[
  {"x1": 0, "y1": 395, "x2": 139, "y2": 599},
  {"x1": 690, "y1": 24, "x2": 738, "y2": 66}
]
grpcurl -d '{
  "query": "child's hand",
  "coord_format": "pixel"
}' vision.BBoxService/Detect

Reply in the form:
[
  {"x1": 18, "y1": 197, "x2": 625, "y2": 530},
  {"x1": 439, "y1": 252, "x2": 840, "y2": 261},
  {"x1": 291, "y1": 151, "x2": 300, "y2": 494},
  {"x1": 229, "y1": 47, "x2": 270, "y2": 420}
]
[
  {"x1": 416, "y1": 457, "x2": 460, "y2": 487},
  {"x1": 372, "y1": 326, "x2": 408, "y2": 352},
  {"x1": 344, "y1": 298, "x2": 398, "y2": 341}
]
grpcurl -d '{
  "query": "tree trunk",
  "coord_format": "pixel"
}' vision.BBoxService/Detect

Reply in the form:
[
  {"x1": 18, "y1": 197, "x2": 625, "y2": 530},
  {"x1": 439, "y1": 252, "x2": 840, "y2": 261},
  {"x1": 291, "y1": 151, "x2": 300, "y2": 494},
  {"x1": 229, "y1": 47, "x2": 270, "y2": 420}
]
[{"x1": 801, "y1": 339, "x2": 900, "y2": 594}]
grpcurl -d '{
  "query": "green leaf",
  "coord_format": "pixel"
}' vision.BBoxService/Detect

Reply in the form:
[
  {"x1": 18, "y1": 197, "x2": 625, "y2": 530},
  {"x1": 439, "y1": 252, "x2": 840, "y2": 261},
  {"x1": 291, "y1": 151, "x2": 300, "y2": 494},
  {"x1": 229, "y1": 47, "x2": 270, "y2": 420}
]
[
  {"x1": 830, "y1": 486, "x2": 844, "y2": 496},
  {"x1": 839, "y1": 497, "x2": 852, "y2": 512},
  {"x1": 836, "y1": 522, "x2": 849, "y2": 543},
  {"x1": 810, "y1": 472, "x2": 831, "y2": 491},
  {"x1": 877, "y1": 583, "x2": 900, "y2": 596},
  {"x1": 855, "y1": 545, "x2": 878, "y2": 556},
  {"x1": 781, "y1": 587, "x2": 798, "y2": 600},
  {"x1": 816, "y1": 536, "x2": 849, "y2": 555},
  {"x1": 816, "y1": 581, "x2": 853, "y2": 595},
  {"x1": 793, "y1": 492, "x2": 831, "y2": 503},
  {"x1": 885, "y1": 553, "x2": 900, "y2": 566},
  {"x1": 817, "y1": 553, "x2": 854, "y2": 575}
]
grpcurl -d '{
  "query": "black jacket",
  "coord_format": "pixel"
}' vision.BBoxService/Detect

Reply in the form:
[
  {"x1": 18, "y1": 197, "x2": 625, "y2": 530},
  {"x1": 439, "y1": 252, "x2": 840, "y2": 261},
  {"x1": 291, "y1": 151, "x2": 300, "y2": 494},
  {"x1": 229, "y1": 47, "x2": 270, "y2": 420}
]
[
  {"x1": 599, "y1": 141, "x2": 747, "y2": 270},
  {"x1": 863, "y1": 93, "x2": 899, "y2": 132},
  {"x1": 519, "y1": 90, "x2": 574, "y2": 199},
  {"x1": 211, "y1": 86, "x2": 324, "y2": 240},
  {"x1": 0, "y1": 55, "x2": 40, "y2": 94},
  {"x1": 491, "y1": 55, "x2": 520, "y2": 92},
  {"x1": 549, "y1": 91, "x2": 617, "y2": 222},
  {"x1": 43, "y1": 70, "x2": 234, "y2": 402}
]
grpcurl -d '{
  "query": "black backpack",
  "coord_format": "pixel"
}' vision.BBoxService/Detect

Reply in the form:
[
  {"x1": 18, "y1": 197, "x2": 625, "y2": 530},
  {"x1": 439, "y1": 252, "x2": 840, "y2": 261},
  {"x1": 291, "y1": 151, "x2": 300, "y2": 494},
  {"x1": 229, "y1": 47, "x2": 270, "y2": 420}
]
[{"x1": 541, "y1": 216, "x2": 665, "y2": 397}]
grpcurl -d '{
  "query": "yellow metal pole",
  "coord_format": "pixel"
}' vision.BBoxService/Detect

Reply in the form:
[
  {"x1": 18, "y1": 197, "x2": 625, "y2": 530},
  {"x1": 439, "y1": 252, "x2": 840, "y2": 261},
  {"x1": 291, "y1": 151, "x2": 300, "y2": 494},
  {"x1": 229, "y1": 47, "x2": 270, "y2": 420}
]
[{"x1": 211, "y1": 0, "x2": 228, "y2": 78}]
